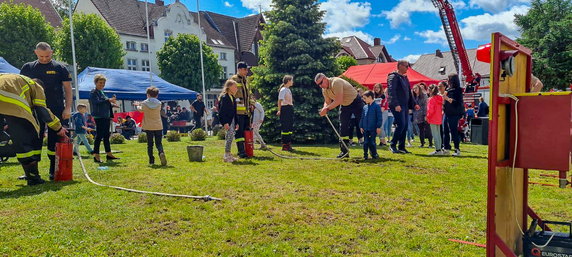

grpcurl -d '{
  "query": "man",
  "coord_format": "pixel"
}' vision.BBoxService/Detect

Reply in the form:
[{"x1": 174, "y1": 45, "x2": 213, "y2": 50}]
[
  {"x1": 0, "y1": 74, "x2": 67, "y2": 185},
  {"x1": 387, "y1": 60, "x2": 419, "y2": 154},
  {"x1": 230, "y1": 62, "x2": 254, "y2": 158},
  {"x1": 20, "y1": 42, "x2": 72, "y2": 180},
  {"x1": 315, "y1": 73, "x2": 364, "y2": 158},
  {"x1": 190, "y1": 94, "x2": 207, "y2": 130},
  {"x1": 121, "y1": 116, "x2": 136, "y2": 140},
  {"x1": 477, "y1": 97, "x2": 489, "y2": 118}
]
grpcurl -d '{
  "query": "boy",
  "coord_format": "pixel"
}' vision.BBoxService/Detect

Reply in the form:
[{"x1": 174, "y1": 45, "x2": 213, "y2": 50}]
[
  {"x1": 72, "y1": 104, "x2": 94, "y2": 156},
  {"x1": 359, "y1": 90, "x2": 382, "y2": 160},
  {"x1": 136, "y1": 86, "x2": 167, "y2": 166}
]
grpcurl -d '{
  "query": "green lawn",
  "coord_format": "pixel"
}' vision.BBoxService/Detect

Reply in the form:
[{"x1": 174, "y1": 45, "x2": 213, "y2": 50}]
[{"x1": 0, "y1": 137, "x2": 570, "y2": 256}]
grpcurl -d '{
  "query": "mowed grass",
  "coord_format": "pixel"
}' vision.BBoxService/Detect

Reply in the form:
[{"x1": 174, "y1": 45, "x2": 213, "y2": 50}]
[{"x1": 0, "y1": 136, "x2": 570, "y2": 256}]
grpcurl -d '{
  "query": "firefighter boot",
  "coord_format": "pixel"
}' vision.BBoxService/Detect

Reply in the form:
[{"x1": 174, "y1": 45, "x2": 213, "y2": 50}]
[
  {"x1": 22, "y1": 162, "x2": 45, "y2": 186},
  {"x1": 337, "y1": 139, "x2": 350, "y2": 158},
  {"x1": 237, "y1": 141, "x2": 248, "y2": 158}
]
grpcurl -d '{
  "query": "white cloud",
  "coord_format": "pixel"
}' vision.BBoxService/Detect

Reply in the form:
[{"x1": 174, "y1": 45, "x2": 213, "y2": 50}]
[
  {"x1": 320, "y1": 0, "x2": 372, "y2": 34},
  {"x1": 240, "y1": 0, "x2": 271, "y2": 12},
  {"x1": 415, "y1": 28, "x2": 448, "y2": 46},
  {"x1": 403, "y1": 36, "x2": 411, "y2": 41},
  {"x1": 325, "y1": 31, "x2": 375, "y2": 44},
  {"x1": 224, "y1": 1, "x2": 233, "y2": 7},
  {"x1": 382, "y1": 34, "x2": 401, "y2": 44},
  {"x1": 469, "y1": 0, "x2": 530, "y2": 13},
  {"x1": 401, "y1": 54, "x2": 422, "y2": 63},
  {"x1": 381, "y1": 0, "x2": 466, "y2": 28}
]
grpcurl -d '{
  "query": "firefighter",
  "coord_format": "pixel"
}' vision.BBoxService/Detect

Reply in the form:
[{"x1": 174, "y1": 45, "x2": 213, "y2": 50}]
[
  {"x1": 229, "y1": 62, "x2": 254, "y2": 158},
  {"x1": 315, "y1": 73, "x2": 364, "y2": 158},
  {"x1": 0, "y1": 74, "x2": 67, "y2": 185}
]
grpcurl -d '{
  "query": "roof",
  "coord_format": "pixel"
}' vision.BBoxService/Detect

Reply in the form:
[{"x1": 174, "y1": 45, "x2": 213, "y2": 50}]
[
  {"x1": 340, "y1": 36, "x2": 375, "y2": 60},
  {"x1": 86, "y1": 0, "x2": 263, "y2": 51},
  {"x1": 413, "y1": 48, "x2": 490, "y2": 81},
  {"x1": 0, "y1": 0, "x2": 62, "y2": 27},
  {"x1": 370, "y1": 45, "x2": 395, "y2": 62},
  {"x1": 343, "y1": 62, "x2": 441, "y2": 89}
]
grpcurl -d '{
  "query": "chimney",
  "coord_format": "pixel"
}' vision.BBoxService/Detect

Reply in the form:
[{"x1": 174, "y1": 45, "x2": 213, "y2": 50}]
[
  {"x1": 374, "y1": 38, "x2": 381, "y2": 46},
  {"x1": 155, "y1": 0, "x2": 164, "y2": 6},
  {"x1": 435, "y1": 49, "x2": 443, "y2": 58}
]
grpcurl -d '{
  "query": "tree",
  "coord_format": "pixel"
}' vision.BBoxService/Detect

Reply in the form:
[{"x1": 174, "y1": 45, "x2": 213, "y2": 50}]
[
  {"x1": 515, "y1": 0, "x2": 572, "y2": 90},
  {"x1": 49, "y1": 0, "x2": 77, "y2": 21},
  {"x1": 55, "y1": 13, "x2": 124, "y2": 72},
  {"x1": 157, "y1": 34, "x2": 222, "y2": 92},
  {"x1": 335, "y1": 56, "x2": 357, "y2": 74},
  {"x1": 0, "y1": 2, "x2": 54, "y2": 68},
  {"x1": 251, "y1": 0, "x2": 340, "y2": 144}
]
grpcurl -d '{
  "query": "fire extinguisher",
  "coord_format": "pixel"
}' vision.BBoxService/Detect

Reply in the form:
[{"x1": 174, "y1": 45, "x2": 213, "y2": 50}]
[
  {"x1": 54, "y1": 135, "x2": 73, "y2": 182},
  {"x1": 244, "y1": 129, "x2": 254, "y2": 157}
]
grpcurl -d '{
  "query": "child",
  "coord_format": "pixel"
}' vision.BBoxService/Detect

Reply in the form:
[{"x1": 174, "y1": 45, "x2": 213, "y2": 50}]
[
  {"x1": 72, "y1": 104, "x2": 94, "y2": 156},
  {"x1": 359, "y1": 90, "x2": 382, "y2": 160},
  {"x1": 251, "y1": 95, "x2": 267, "y2": 150},
  {"x1": 218, "y1": 80, "x2": 239, "y2": 162},
  {"x1": 277, "y1": 75, "x2": 295, "y2": 151},
  {"x1": 426, "y1": 84, "x2": 444, "y2": 155},
  {"x1": 136, "y1": 86, "x2": 167, "y2": 165}
]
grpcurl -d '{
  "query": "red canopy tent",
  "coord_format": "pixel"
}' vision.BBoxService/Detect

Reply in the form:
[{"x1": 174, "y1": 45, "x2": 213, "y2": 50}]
[{"x1": 343, "y1": 62, "x2": 441, "y2": 89}]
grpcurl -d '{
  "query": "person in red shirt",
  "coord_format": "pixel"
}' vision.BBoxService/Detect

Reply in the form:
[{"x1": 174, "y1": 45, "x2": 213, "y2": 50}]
[{"x1": 426, "y1": 83, "x2": 444, "y2": 155}]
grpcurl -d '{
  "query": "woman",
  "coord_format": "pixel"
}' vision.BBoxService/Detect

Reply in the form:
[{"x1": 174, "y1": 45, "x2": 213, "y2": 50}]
[
  {"x1": 277, "y1": 75, "x2": 295, "y2": 151},
  {"x1": 443, "y1": 74, "x2": 464, "y2": 156},
  {"x1": 89, "y1": 74, "x2": 119, "y2": 163},
  {"x1": 382, "y1": 87, "x2": 394, "y2": 144},
  {"x1": 373, "y1": 83, "x2": 387, "y2": 146},
  {"x1": 412, "y1": 83, "x2": 433, "y2": 148}
]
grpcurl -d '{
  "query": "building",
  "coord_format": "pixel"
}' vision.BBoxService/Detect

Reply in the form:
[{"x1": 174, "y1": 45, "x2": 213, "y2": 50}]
[
  {"x1": 75, "y1": 0, "x2": 264, "y2": 108},
  {"x1": 413, "y1": 49, "x2": 490, "y2": 86},
  {"x1": 0, "y1": 0, "x2": 63, "y2": 27},
  {"x1": 336, "y1": 36, "x2": 394, "y2": 65}
]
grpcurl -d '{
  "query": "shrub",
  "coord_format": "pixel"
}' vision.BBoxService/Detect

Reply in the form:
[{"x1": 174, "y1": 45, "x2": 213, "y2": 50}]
[
  {"x1": 109, "y1": 133, "x2": 126, "y2": 144},
  {"x1": 190, "y1": 128, "x2": 207, "y2": 141},
  {"x1": 166, "y1": 130, "x2": 181, "y2": 142},
  {"x1": 138, "y1": 132, "x2": 147, "y2": 143},
  {"x1": 217, "y1": 129, "x2": 226, "y2": 140}
]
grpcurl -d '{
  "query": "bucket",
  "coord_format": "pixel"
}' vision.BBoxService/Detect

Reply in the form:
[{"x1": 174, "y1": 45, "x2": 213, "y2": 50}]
[{"x1": 186, "y1": 145, "x2": 204, "y2": 162}]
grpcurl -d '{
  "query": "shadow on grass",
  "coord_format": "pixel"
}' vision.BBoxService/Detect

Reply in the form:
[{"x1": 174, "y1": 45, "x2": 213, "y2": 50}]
[
  {"x1": 345, "y1": 156, "x2": 405, "y2": 164},
  {"x1": 0, "y1": 180, "x2": 78, "y2": 199},
  {"x1": 411, "y1": 153, "x2": 487, "y2": 159},
  {"x1": 287, "y1": 149, "x2": 320, "y2": 157},
  {"x1": 232, "y1": 160, "x2": 258, "y2": 166},
  {"x1": 251, "y1": 156, "x2": 274, "y2": 161},
  {"x1": 149, "y1": 164, "x2": 176, "y2": 169}
]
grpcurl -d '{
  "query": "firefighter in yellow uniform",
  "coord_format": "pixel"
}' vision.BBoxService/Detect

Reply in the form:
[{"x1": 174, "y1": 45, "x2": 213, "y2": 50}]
[
  {"x1": 230, "y1": 62, "x2": 255, "y2": 158},
  {"x1": 0, "y1": 74, "x2": 67, "y2": 185}
]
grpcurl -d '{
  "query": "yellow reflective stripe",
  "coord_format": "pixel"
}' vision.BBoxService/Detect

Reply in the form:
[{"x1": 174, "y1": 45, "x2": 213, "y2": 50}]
[
  {"x1": 20, "y1": 85, "x2": 30, "y2": 98},
  {"x1": 47, "y1": 150, "x2": 55, "y2": 156},
  {"x1": 281, "y1": 132, "x2": 293, "y2": 135},
  {"x1": 47, "y1": 117, "x2": 60, "y2": 127},
  {"x1": 19, "y1": 75, "x2": 36, "y2": 86},
  {"x1": 0, "y1": 91, "x2": 32, "y2": 114},
  {"x1": 235, "y1": 138, "x2": 245, "y2": 142},
  {"x1": 16, "y1": 150, "x2": 42, "y2": 159},
  {"x1": 33, "y1": 99, "x2": 46, "y2": 106},
  {"x1": 341, "y1": 136, "x2": 350, "y2": 140},
  {"x1": 236, "y1": 107, "x2": 247, "y2": 111}
]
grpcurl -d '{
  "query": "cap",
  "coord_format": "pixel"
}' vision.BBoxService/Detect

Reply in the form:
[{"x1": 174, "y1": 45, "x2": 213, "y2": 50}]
[{"x1": 237, "y1": 61, "x2": 250, "y2": 69}]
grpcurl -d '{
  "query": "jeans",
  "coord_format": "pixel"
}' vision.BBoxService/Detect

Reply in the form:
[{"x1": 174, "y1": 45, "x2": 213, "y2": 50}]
[
  {"x1": 407, "y1": 114, "x2": 415, "y2": 141},
  {"x1": 430, "y1": 124, "x2": 442, "y2": 151},
  {"x1": 390, "y1": 109, "x2": 409, "y2": 150},
  {"x1": 363, "y1": 130, "x2": 378, "y2": 157},
  {"x1": 348, "y1": 117, "x2": 363, "y2": 141},
  {"x1": 74, "y1": 133, "x2": 93, "y2": 154},
  {"x1": 94, "y1": 118, "x2": 111, "y2": 154},
  {"x1": 384, "y1": 115, "x2": 394, "y2": 140},
  {"x1": 443, "y1": 114, "x2": 462, "y2": 150},
  {"x1": 380, "y1": 111, "x2": 388, "y2": 139},
  {"x1": 145, "y1": 130, "x2": 164, "y2": 162}
]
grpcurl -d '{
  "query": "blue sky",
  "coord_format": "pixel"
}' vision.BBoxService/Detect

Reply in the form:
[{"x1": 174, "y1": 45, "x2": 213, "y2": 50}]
[{"x1": 163, "y1": 0, "x2": 531, "y2": 63}]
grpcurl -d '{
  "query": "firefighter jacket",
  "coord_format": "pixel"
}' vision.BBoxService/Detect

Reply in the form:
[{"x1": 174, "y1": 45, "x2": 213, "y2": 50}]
[
  {"x1": 0, "y1": 73, "x2": 62, "y2": 134},
  {"x1": 230, "y1": 74, "x2": 254, "y2": 116}
]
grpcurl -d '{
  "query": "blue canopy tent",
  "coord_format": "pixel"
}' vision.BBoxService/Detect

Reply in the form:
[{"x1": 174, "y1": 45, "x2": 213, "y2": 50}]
[
  {"x1": 78, "y1": 67, "x2": 197, "y2": 101},
  {"x1": 0, "y1": 57, "x2": 20, "y2": 73}
]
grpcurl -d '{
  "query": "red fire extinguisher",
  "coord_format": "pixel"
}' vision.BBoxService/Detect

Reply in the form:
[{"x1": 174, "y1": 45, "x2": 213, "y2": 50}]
[
  {"x1": 244, "y1": 129, "x2": 254, "y2": 157},
  {"x1": 54, "y1": 136, "x2": 73, "y2": 182}
]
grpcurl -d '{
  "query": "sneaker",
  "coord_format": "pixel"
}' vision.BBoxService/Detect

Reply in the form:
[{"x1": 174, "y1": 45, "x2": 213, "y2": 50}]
[
  {"x1": 372, "y1": 155, "x2": 380, "y2": 159},
  {"x1": 159, "y1": 152, "x2": 167, "y2": 166},
  {"x1": 399, "y1": 149, "x2": 412, "y2": 154},
  {"x1": 428, "y1": 150, "x2": 442, "y2": 156},
  {"x1": 18, "y1": 175, "x2": 27, "y2": 180},
  {"x1": 149, "y1": 157, "x2": 155, "y2": 165},
  {"x1": 389, "y1": 145, "x2": 401, "y2": 154},
  {"x1": 223, "y1": 154, "x2": 235, "y2": 163},
  {"x1": 419, "y1": 144, "x2": 425, "y2": 148},
  {"x1": 452, "y1": 149, "x2": 461, "y2": 156},
  {"x1": 363, "y1": 155, "x2": 369, "y2": 160},
  {"x1": 27, "y1": 178, "x2": 46, "y2": 186},
  {"x1": 442, "y1": 149, "x2": 450, "y2": 155},
  {"x1": 406, "y1": 142, "x2": 412, "y2": 147}
]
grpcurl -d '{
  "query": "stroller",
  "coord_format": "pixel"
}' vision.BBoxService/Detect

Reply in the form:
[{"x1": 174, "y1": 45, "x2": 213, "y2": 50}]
[{"x1": 0, "y1": 117, "x2": 16, "y2": 163}]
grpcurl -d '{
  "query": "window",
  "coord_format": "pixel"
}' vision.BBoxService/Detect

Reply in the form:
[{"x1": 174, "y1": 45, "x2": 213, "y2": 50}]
[
  {"x1": 126, "y1": 41, "x2": 137, "y2": 51},
  {"x1": 127, "y1": 59, "x2": 137, "y2": 70},
  {"x1": 141, "y1": 43, "x2": 148, "y2": 52},
  {"x1": 219, "y1": 52, "x2": 227, "y2": 61},
  {"x1": 164, "y1": 30, "x2": 173, "y2": 42},
  {"x1": 141, "y1": 60, "x2": 150, "y2": 71},
  {"x1": 376, "y1": 55, "x2": 385, "y2": 63},
  {"x1": 221, "y1": 66, "x2": 227, "y2": 79},
  {"x1": 439, "y1": 66, "x2": 446, "y2": 75}
]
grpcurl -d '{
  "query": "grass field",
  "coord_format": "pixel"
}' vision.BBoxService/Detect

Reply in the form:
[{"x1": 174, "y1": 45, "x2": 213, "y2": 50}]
[{"x1": 0, "y1": 137, "x2": 570, "y2": 256}]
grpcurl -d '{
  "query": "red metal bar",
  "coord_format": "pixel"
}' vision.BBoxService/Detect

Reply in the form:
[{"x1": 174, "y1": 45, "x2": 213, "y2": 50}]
[
  {"x1": 529, "y1": 181, "x2": 559, "y2": 187},
  {"x1": 495, "y1": 233, "x2": 518, "y2": 257},
  {"x1": 539, "y1": 174, "x2": 559, "y2": 178},
  {"x1": 448, "y1": 239, "x2": 486, "y2": 248},
  {"x1": 527, "y1": 207, "x2": 551, "y2": 231}
]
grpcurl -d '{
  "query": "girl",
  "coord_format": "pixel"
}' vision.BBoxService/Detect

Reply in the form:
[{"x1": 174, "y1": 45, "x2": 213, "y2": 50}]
[
  {"x1": 373, "y1": 83, "x2": 387, "y2": 146},
  {"x1": 218, "y1": 80, "x2": 239, "y2": 162},
  {"x1": 382, "y1": 87, "x2": 393, "y2": 144},
  {"x1": 412, "y1": 83, "x2": 432, "y2": 148},
  {"x1": 426, "y1": 84, "x2": 444, "y2": 155},
  {"x1": 277, "y1": 75, "x2": 295, "y2": 151}
]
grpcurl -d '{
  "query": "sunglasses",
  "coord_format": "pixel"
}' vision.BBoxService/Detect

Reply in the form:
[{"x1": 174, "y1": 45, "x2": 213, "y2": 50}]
[{"x1": 317, "y1": 78, "x2": 325, "y2": 86}]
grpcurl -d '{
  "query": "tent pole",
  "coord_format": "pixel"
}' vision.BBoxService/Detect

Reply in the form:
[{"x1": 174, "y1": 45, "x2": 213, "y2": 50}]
[
  {"x1": 197, "y1": 0, "x2": 207, "y2": 133},
  {"x1": 69, "y1": 0, "x2": 79, "y2": 108}
]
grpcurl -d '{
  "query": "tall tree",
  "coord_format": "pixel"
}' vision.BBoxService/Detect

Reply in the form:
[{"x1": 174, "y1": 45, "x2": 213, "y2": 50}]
[
  {"x1": 251, "y1": 0, "x2": 340, "y2": 144},
  {"x1": 0, "y1": 2, "x2": 54, "y2": 68},
  {"x1": 157, "y1": 34, "x2": 222, "y2": 92},
  {"x1": 55, "y1": 13, "x2": 124, "y2": 72},
  {"x1": 49, "y1": 0, "x2": 77, "y2": 21},
  {"x1": 515, "y1": 0, "x2": 572, "y2": 90}
]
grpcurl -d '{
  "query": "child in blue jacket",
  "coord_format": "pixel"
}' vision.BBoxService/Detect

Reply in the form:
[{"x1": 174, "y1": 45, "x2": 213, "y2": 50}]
[{"x1": 360, "y1": 90, "x2": 382, "y2": 159}]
